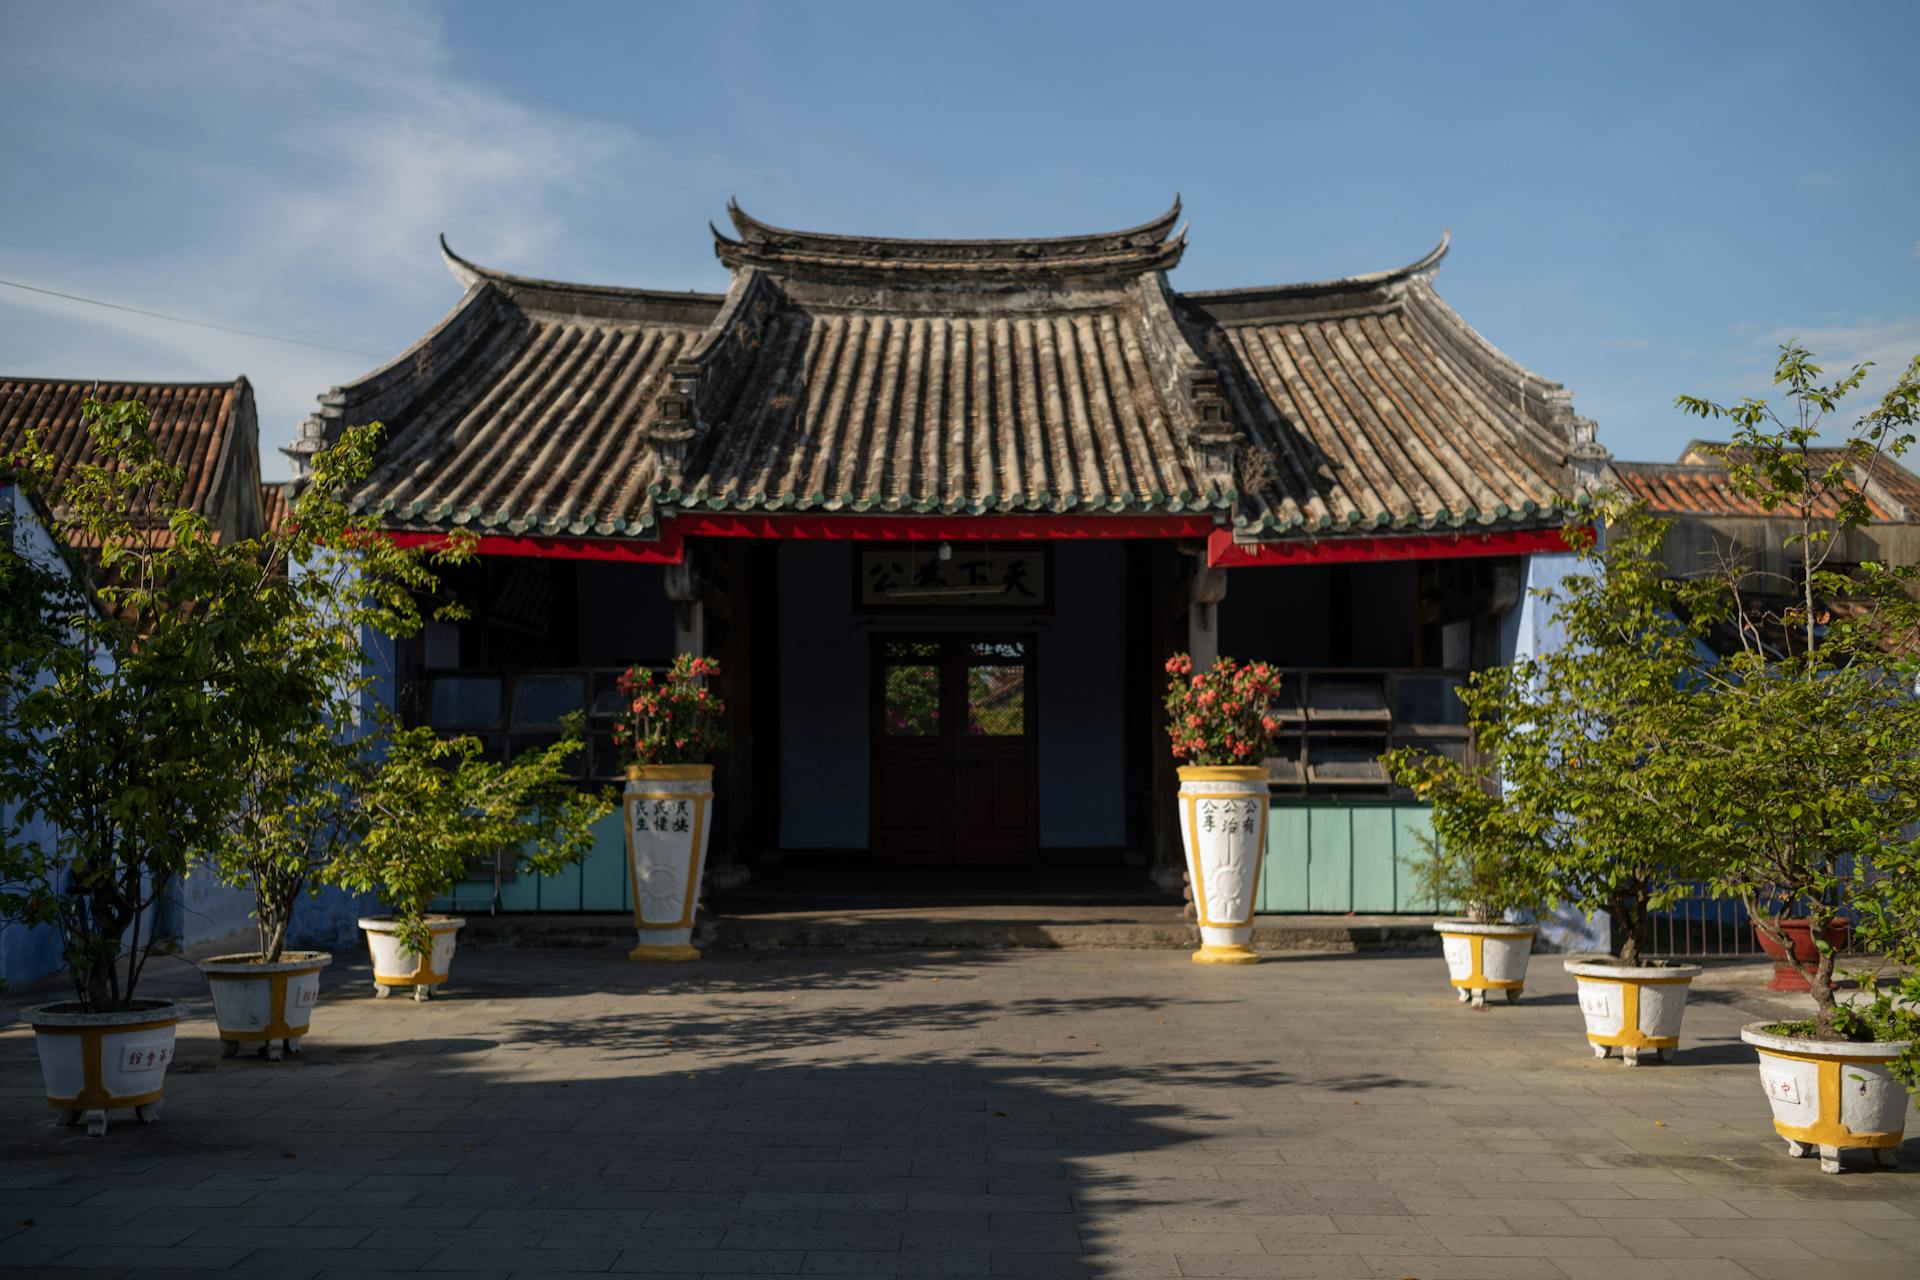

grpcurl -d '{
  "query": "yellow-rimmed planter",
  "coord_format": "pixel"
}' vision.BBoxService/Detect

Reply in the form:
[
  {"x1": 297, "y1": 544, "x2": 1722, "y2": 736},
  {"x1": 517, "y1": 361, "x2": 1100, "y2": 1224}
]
[
  {"x1": 1740, "y1": 1023, "x2": 1911, "y2": 1173},
  {"x1": 1177, "y1": 765, "x2": 1270, "y2": 965},
  {"x1": 1435, "y1": 920, "x2": 1537, "y2": 1006},
  {"x1": 360, "y1": 916, "x2": 464, "y2": 1001},
  {"x1": 624, "y1": 763, "x2": 714, "y2": 962},
  {"x1": 26, "y1": 1001, "x2": 183, "y2": 1137},
  {"x1": 1564, "y1": 958, "x2": 1702, "y2": 1065},
  {"x1": 200, "y1": 951, "x2": 332, "y2": 1061}
]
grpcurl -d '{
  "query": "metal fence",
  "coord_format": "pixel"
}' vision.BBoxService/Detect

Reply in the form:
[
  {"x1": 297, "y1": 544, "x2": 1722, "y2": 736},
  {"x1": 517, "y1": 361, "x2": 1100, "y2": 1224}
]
[{"x1": 1646, "y1": 885, "x2": 1862, "y2": 958}]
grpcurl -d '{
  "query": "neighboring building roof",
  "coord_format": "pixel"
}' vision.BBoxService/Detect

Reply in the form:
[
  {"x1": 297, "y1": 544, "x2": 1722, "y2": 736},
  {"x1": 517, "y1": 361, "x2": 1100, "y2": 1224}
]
[
  {"x1": 259, "y1": 479, "x2": 293, "y2": 534},
  {"x1": 1616, "y1": 443, "x2": 1920, "y2": 522},
  {"x1": 294, "y1": 204, "x2": 1605, "y2": 544},
  {"x1": 0, "y1": 376, "x2": 265, "y2": 543}
]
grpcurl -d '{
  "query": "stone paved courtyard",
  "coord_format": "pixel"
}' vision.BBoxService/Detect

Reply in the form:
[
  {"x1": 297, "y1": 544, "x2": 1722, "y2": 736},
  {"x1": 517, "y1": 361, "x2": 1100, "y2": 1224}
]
[{"x1": 3, "y1": 945, "x2": 1918, "y2": 1279}]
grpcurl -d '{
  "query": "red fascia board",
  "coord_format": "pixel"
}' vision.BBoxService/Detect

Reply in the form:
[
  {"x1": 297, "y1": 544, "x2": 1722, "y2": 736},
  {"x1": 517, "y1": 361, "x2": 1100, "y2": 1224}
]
[
  {"x1": 1206, "y1": 525, "x2": 1584, "y2": 567},
  {"x1": 386, "y1": 528, "x2": 685, "y2": 563}
]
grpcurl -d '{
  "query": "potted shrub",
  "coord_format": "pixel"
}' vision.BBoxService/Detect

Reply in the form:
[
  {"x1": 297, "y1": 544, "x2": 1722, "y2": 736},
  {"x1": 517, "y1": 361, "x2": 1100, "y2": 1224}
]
[
  {"x1": 1383, "y1": 748, "x2": 1552, "y2": 1006},
  {"x1": 330, "y1": 718, "x2": 610, "y2": 998},
  {"x1": 0, "y1": 400, "x2": 285, "y2": 1134},
  {"x1": 615, "y1": 655, "x2": 727, "y2": 962},
  {"x1": 1162, "y1": 653, "x2": 1283, "y2": 965},
  {"x1": 1677, "y1": 343, "x2": 1920, "y2": 1171},
  {"x1": 1478, "y1": 506, "x2": 1717, "y2": 1061},
  {"x1": 202, "y1": 425, "x2": 469, "y2": 1056}
]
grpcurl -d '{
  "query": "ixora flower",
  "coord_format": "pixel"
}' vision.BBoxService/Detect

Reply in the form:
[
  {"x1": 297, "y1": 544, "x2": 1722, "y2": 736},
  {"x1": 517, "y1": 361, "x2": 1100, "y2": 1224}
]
[
  {"x1": 615, "y1": 654, "x2": 729, "y2": 767},
  {"x1": 1162, "y1": 653, "x2": 1284, "y2": 767}
]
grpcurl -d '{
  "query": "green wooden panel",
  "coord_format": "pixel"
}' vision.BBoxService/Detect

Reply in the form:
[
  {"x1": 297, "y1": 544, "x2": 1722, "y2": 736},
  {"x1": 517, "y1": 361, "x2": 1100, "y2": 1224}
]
[
  {"x1": 1260, "y1": 806, "x2": 1310, "y2": 913},
  {"x1": 1306, "y1": 806, "x2": 1354, "y2": 913},
  {"x1": 1348, "y1": 808, "x2": 1399, "y2": 912},
  {"x1": 1393, "y1": 806, "x2": 1439, "y2": 912},
  {"x1": 578, "y1": 812, "x2": 632, "y2": 913},
  {"x1": 491, "y1": 861, "x2": 542, "y2": 912},
  {"x1": 538, "y1": 849, "x2": 585, "y2": 912}
]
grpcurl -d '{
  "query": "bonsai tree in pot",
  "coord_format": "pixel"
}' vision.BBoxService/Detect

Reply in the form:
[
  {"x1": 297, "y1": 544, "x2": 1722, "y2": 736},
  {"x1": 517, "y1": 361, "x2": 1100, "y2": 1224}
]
[
  {"x1": 1467, "y1": 506, "x2": 1722, "y2": 1059},
  {"x1": 616, "y1": 654, "x2": 727, "y2": 963},
  {"x1": 328, "y1": 715, "x2": 610, "y2": 999},
  {"x1": 202, "y1": 423, "x2": 474, "y2": 1056},
  {"x1": 1382, "y1": 746, "x2": 1552, "y2": 1007},
  {"x1": 1163, "y1": 653, "x2": 1284, "y2": 966},
  {"x1": 0, "y1": 398, "x2": 292, "y2": 1134},
  {"x1": 1676, "y1": 342, "x2": 1920, "y2": 1171}
]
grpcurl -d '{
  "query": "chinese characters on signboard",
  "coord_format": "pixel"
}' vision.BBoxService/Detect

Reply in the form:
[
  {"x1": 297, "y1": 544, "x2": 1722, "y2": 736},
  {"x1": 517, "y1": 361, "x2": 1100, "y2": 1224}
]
[{"x1": 855, "y1": 545, "x2": 1052, "y2": 611}]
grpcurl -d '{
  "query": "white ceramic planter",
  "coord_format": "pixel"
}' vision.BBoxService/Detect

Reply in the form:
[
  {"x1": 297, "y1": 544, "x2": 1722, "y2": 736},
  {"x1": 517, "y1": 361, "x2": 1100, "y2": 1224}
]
[
  {"x1": 1740, "y1": 1022, "x2": 1912, "y2": 1173},
  {"x1": 1564, "y1": 959, "x2": 1702, "y2": 1065},
  {"x1": 359, "y1": 917, "x2": 463, "y2": 1001},
  {"x1": 200, "y1": 951, "x2": 332, "y2": 1061},
  {"x1": 623, "y1": 764, "x2": 714, "y2": 962},
  {"x1": 1435, "y1": 920, "x2": 1537, "y2": 1006},
  {"x1": 1176, "y1": 765, "x2": 1270, "y2": 965},
  {"x1": 26, "y1": 1001, "x2": 184, "y2": 1137}
]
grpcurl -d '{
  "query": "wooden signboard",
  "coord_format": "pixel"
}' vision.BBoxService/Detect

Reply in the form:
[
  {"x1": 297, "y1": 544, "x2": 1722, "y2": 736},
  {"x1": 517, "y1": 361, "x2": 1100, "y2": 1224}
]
[{"x1": 854, "y1": 544, "x2": 1053, "y2": 612}]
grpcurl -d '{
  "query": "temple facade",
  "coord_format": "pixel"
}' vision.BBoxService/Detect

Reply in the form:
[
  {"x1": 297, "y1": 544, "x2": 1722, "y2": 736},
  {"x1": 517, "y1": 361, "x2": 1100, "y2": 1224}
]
[{"x1": 294, "y1": 202, "x2": 1606, "y2": 913}]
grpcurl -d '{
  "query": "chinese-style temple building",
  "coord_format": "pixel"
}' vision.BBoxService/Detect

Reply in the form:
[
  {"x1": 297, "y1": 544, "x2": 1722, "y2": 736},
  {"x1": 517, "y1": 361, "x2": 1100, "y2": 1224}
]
[{"x1": 293, "y1": 201, "x2": 1608, "y2": 914}]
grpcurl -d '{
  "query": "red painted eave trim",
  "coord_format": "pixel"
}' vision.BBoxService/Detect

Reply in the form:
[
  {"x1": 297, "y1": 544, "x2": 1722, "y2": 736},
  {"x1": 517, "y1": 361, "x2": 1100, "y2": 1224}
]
[
  {"x1": 1206, "y1": 525, "x2": 1584, "y2": 567},
  {"x1": 386, "y1": 528, "x2": 685, "y2": 563}
]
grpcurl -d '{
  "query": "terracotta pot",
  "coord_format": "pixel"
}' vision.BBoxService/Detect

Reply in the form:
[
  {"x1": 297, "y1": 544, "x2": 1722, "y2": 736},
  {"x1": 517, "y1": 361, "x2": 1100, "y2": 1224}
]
[
  {"x1": 1564, "y1": 958, "x2": 1703, "y2": 1065},
  {"x1": 359, "y1": 917, "x2": 464, "y2": 1001},
  {"x1": 200, "y1": 951, "x2": 332, "y2": 1061},
  {"x1": 1740, "y1": 1023, "x2": 1909, "y2": 1173},
  {"x1": 1176, "y1": 765, "x2": 1270, "y2": 965},
  {"x1": 623, "y1": 763, "x2": 715, "y2": 962},
  {"x1": 1435, "y1": 921, "x2": 1537, "y2": 1006},
  {"x1": 1754, "y1": 919, "x2": 1849, "y2": 993},
  {"x1": 26, "y1": 1000, "x2": 184, "y2": 1137}
]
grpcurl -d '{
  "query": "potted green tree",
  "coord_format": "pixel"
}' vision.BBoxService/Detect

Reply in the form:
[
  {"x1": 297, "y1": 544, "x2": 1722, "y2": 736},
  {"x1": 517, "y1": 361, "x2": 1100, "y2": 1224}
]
[
  {"x1": 1476, "y1": 507, "x2": 1719, "y2": 1062},
  {"x1": 333, "y1": 718, "x2": 610, "y2": 999},
  {"x1": 1677, "y1": 343, "x2": 1920, "y2": 1171},
  {"x1": 200, "y1": 424, "x2": 472, "y2": 1056},
  {"x1": 1, "y1": 399, "x2": 288, "y2": 1134},
  {"x1": 1163, "y1": 653, "x2": 1283, "y2": 965},
  {"x1": 616, "y1": 655, "x2": 727, "y2": 962},
  {"x1": 1383, "y1": 748, "x2": 1552, "y2": 1007}
]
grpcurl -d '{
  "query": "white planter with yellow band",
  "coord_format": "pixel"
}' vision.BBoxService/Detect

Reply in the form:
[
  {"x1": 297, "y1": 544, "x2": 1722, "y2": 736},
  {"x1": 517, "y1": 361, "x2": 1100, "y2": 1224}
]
[
  {"x1": 359, "y1": 917, "x2": 463, "y2": 1002},
  {"x1": 1740, "y1": 1023, "x2": 1911, "y2": 1174},
  {"x1": 1435, "y1": 920, "x2": 1536, "y2": 1006},
  {"x1": 1564, "y1": 959, "x2": 1702, "y2": 1065},
  {"x1": 201, "y1": 951, "x2": 332, "y2": 1061},
  {"x1": 26, "y1": 1001, "x2": 183, "y2": 1137},
  {"x1": 624, "y1": 764, "x2": 714, "y2": 962},
  {"x1": 1177, "y1": 765, "x2": 1270, "y2": 965}
]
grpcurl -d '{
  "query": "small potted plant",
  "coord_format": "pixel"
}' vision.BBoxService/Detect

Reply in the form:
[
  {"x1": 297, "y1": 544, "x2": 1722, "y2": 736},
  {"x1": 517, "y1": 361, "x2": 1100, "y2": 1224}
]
[
  {"x1": 615, "y1": 654, "x2": 727, "y2": 962},
  {"x1": 1162, "y1": 653, "x2": 1282, "y2": 965},
  {"x1": 202, "y1": 424, "x2": 470, "y2": 1056},
  {"x1": 1383, "y1": 748, "x2": 1552, "y2": 1007},
  {"x1": 1, "y1": 400, "x2": 284, "y2": 1134},
  {"x1": 331, "y1": 717, "x2": 609, "y2": 999},
  {"x1": 1677, "y1": 343, "x2": 1920, "y2": 1171}
]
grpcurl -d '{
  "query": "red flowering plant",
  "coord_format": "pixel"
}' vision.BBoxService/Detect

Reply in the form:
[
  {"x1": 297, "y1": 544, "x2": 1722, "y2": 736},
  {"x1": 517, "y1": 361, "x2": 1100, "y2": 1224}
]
[
  {"x1": 1162, "y1": 652, "x2": 1284, "y2": 767},
  {"x1": 613, "y1": 654, "x2": 729, "y2": 767}
]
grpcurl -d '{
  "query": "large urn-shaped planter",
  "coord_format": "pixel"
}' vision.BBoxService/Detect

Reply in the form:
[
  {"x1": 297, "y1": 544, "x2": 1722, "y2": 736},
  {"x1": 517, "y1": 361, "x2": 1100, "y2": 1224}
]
[
  {"x1": 200, "y1": 952, "x2": 332, "y2": 1060},
  {"x1": 359, "y1": 917, "x2": 463, "y2": 1001},
  {"x1": 26, "y1": 1001, "x2": 184, "y2": 1137},
  {"x1": 1754, "y1": 919, "x2": 1850, "y2": 993},
  {"x1": 1177, "y1": 766, "x2": 1270, "y2": 965},
  {"x1": 624, "y1": 763, "x2": 714, "y2": 962},
  {"x1": 1435, "y1": 920, "x2": 1537, "y2": 1006},
  {"x1": 1740, "y1": 1023, "x2": 1911, "y2": 1173},
  {"x1": 1564, "y1": 958, "x2": 1703, "y2": 1065}
]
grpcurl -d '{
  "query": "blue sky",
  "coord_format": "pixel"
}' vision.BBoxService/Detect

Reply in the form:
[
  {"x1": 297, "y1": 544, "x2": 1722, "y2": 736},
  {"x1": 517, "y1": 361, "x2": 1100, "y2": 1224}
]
[{"x1": 3, "y1": 0, "x2": 1916, "y2": 480}]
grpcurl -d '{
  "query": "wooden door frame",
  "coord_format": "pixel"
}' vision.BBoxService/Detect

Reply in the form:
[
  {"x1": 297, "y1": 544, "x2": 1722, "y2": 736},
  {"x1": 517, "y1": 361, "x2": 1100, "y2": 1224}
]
[{"x1": 868, "y1": 630, "x2": 1040, "y2": 863}]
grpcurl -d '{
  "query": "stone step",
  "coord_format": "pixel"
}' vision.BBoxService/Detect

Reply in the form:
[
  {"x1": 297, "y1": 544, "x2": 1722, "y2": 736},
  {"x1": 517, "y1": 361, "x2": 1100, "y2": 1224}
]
[{"x1": 459, "y1": 908, "x2": 1443, "y2": 954}]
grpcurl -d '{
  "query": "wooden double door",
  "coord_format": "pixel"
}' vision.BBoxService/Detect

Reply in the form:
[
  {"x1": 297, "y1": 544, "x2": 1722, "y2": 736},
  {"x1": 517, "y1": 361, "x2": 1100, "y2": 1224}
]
[{"x1": 871, "y1": 634, "x2": 1036, "y2": 863}]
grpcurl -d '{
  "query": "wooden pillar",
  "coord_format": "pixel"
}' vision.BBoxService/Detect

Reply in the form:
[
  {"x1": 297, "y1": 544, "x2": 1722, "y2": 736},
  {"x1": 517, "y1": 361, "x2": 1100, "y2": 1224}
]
[{"x1": 1151, "y1": 545, "x2": 1228, "y2": 892}]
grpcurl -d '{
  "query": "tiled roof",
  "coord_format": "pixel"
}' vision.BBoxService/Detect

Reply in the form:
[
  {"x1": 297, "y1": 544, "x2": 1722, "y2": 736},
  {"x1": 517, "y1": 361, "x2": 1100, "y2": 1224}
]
[
  {"x1": 260, "y1": 480, "x2": 293, "y2": 534},
  {"x1": 0, "y1": 376, "x2": 263, "y2": 541},
  {"x1": 1617, "y1": 445, "x2": 1920, "y2": 522},
  {"x1": 298, "y1": 205, "x2": 1605, "y2": 543}
]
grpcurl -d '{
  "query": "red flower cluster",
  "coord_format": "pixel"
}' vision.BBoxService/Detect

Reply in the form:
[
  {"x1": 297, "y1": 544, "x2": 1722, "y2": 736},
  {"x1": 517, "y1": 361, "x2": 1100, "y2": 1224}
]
[
  {"x1": 1162, "y1": 652, "x2": 1284, "y2": 766},
  {"x1": 613, "y1": 653, "x2": 729, "y2": 766}
]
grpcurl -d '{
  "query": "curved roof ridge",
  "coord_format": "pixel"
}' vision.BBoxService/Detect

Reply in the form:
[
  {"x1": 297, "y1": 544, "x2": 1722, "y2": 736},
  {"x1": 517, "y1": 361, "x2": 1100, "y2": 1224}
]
[
  {"x1": 1181, "y1": 230, "x2": 1450, "y2": 305},
  {"x1": 438, "y1": 234, "x2": 728, "y2": 310},
  {"x1": 723, "y1": 196, "x2": 1182, "y2": 257}
]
